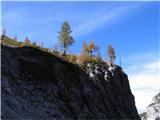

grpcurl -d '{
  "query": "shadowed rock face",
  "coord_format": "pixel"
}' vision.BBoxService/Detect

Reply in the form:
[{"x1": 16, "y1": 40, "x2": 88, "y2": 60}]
[{"x1": 1, "y1": 45, "x2": 140, "y2": 119}]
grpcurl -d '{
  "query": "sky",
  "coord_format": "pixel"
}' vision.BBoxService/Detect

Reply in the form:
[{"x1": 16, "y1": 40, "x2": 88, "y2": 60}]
[{"x1": 1, "y1": 1, "x2": 160, "y2": 113}]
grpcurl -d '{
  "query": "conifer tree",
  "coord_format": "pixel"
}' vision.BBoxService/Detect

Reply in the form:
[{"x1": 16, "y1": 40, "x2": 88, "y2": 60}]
[
  {"x1": 96, "y1": 51, "x2": 102, "y2": 63},
  {"x1": 107, "y1": 44, "x2": 115, "y2": 66},
  {"x1": 24, "y1": 36, "x2": 30, "y2": 44},
  {"x1": 1, "y1": 28, "x2": 6, "y2": 44},
  {"x1": 76, "y1": 54, "x2": 84, "y2": 65},
  {"x1": 76, "y1": 41, "x2": 90, "y2": 66},
  {"x1": 59, "y1": 21, "x2": 74, "y2": 55},
  {"x1": 82, "y1": 41, "x2": 89, "y2": 57},
  {"x1": 88, "y1": 41, "x2": 98, "y2": 61}
]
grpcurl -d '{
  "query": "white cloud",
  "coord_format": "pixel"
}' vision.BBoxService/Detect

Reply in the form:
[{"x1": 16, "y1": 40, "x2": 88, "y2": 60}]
[
  {"x1": 123, "y1": 52, "x2": 159, "y2": 67},
  {"x1": 144, "y1": 62, "x2": 160, "y2": 71},
  {"x1": 125, "y1": 55, "x2": 160, "y2": 113},
  {"x1": 73, "y1": 3, "x2": 142, "y2": 37}
]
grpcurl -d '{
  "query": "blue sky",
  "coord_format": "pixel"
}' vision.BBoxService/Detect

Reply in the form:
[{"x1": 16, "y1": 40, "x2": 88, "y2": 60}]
[
  {"x1": 1, "y1": 2, "x2": 159, "y2": 58},
  {"x1": 1, "y1": 1, "x2": 160, "y2": 113}
]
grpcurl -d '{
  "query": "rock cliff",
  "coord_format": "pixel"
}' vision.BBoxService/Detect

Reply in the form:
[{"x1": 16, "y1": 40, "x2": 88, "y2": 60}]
[{"x1": 1, "y1": 45, "x2": 140, "y2": 119}]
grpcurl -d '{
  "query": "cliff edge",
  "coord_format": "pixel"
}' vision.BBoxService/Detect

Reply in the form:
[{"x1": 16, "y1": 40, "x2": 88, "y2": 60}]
[{"x1": 1, "y1": 45, "x2": 140, "y2": 119}]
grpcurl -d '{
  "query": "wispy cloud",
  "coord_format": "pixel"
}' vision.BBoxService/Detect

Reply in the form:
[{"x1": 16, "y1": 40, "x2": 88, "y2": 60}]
[
  {"x1": 73, "y1": 3, "x2": 142, "y2": 37},
  {"x1": 1, "y1": 4, "x2": 59, "y2": 45},
  {"x1": 125, "y1": 52, "x2": 160, "y2": 113},
  {"x1": 1, "y1": 2, "x2": 144, "y2": 44}
]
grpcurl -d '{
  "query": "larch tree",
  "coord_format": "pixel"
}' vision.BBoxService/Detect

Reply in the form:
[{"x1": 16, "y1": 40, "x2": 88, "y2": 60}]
[
  {"x1": 87, "y1": 41, "x2": 98, "y2": 61},
  {"x1": 76, "y1": 41, "x2": 89, "y2": 66},
  {"x1": 1, "y1": 28, "x2": 6, "y2": 44},
  {"x1": 82, "y1": 41, "x2": 89, "y2": 57},
  {"x1": 107, "y1": 44, "x2": 115, "y2": 66},
  {"x1": 76, "y1": 54, "x2": 85, "y2": 66},
  {"x1": 24, "y1": 36, "x2": 30, "y2": 44},
  {"x1": 96, "y1": 51, "x2": 102, "y2": 63},
  {"x1": 59, "y1": 21, "x2": 74, "y2": 55}
]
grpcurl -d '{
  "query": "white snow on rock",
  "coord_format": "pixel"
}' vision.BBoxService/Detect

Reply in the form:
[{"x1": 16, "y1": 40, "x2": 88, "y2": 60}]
[
  {"x1": 141, "y1": 92, "x2": 160, "y2": 120},
  {"x1": 95, "y1": 67, "x2": 101, "y2": 75},
  {"x1": 108, "y1": 67, "x2": 115, "y2": 77},
  {"x1": 87, "y1": 63, "x2": 92, "y2": 68},
  {"x1": 108, "y1": 67, "x2": 114, "y2": 71},
  {"x1": 104, "y1": 75, "x2": 108, "y2": 81},
  {"x1": 146, "y1": 92, "x2": 160, "y2": 120},
  {"x1": 89, "y1": 72, "x2": 95, "y2": 78},
  {"x1": 86, "y1": 63, "x2": 112, "y2": 82},
  {"x1": 104, "y1": 70, "x2": 112, "y2": 82}
]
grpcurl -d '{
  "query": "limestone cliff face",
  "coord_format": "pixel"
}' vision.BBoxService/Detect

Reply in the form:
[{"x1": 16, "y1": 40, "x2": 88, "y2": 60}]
[{"x1": 1, "y1": 45, "x2": 140, "y2": 119}]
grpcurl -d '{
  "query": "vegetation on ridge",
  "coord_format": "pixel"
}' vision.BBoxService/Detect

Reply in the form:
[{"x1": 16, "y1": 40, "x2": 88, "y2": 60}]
[{"x1": 1, "y1": 21, "x2": 117, "y2": 66}]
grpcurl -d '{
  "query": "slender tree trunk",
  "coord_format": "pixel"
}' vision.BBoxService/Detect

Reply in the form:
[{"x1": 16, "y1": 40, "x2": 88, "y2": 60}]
[
  {"x1": 64, "y1": 48, "x2": 66, "y2": 55},
  {"x1": 91, "y1": 51, "x2": 93, "y2": 67},
  {"x1": 63, "y1": 43, "x2": 66, "y2": 56}
]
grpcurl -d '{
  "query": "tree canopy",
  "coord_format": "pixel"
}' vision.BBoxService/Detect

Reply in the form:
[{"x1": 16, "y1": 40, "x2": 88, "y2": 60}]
[{"x1": 59, "y1": 21, "x2": 74, "y2": 55}]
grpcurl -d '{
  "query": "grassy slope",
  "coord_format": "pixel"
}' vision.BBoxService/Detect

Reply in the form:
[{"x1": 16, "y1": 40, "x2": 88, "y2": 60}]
[
  {"x1": 1, "y1": 35, "x2": 32, "y2": 47},
  {"x1": 0, "y1": 35, "x2": 75, "y2": 63},
  {"x1": 1, "y1": 35, "x2": 105, "y2": 65}
]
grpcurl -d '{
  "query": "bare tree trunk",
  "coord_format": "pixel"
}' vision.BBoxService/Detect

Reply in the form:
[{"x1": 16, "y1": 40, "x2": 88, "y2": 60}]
[
  {"x1": 64, "y1": 49, "x2": 66, "y2": 56},
  {"x1": 63, "y1": 44, "x2": 66, "y2": 56},
  {"x1": 91, "y1": 51, "x2": 93, "y2": 67}
]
